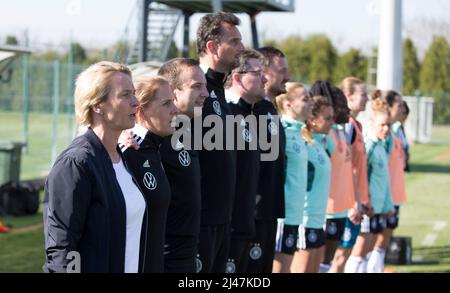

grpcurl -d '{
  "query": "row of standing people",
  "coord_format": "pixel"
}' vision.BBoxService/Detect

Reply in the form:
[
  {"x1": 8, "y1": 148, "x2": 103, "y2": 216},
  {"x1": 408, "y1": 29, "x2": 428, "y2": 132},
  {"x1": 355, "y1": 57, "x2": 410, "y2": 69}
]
[
  {"x1": 272, "y1": 77, "x2": 409, "y2": 273},
  {"x1": 42, "y1": 11, "x2": 408, "y2": 273},
  {"x1": 43, "y1": 12, "x2": 281, "y2": 273}
]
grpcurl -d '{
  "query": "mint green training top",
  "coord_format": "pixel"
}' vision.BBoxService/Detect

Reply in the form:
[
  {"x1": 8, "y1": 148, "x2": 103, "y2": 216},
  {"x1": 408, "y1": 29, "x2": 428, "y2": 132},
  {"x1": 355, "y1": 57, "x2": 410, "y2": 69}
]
[
  {"x1": 391, "y1": 121, "x2": 402, "y2": 137},
  {"x1": 365, "y1": 136, "x2": 394, "y2": 214},
  {"x1": 303, "y1": 133, "x2": 334, "y2": 229},
  {"x1": 281, "y1": 116, "x2": 308, "y2": 225}
]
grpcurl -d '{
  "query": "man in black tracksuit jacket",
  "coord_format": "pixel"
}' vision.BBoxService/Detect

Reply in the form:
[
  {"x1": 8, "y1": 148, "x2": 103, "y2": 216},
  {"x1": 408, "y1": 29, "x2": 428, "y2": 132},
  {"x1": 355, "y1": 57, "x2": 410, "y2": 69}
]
[
  {"x1": 157, "y1": 58, "x2": 209, "y2": 273},
  {"x1": 196, "y1": 12, "x2": 245, "y2": 273},
  {"x1": 247, "y1": 47, "x2": 290, "y2": 273},
  {"x1": 224, "y1": 49, "x2": 265, "y2": 273}
]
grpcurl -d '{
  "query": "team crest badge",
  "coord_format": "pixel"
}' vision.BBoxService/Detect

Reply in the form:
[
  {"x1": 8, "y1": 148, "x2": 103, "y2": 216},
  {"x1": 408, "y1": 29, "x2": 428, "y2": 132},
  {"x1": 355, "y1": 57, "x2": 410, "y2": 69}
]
[
  {"x1": 249, "y1": 243, "x2": 262, "y2": 260},
  {"x1": 285, "y1": 235, "x2": 295, "y2": 248},
  {"x1": 307, "y1": 230, "x2": 318, "y2": 243},
  {"x1": 225, "y1": 259, "x2": 236, "y2": 273}
]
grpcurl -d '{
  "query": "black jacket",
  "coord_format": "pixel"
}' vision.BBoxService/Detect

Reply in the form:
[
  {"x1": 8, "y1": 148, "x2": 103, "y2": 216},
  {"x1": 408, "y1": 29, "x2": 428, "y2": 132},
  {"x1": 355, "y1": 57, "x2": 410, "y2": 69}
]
[
  {"x1": 198, "y1": 67, "x2": 237, "y2": 225},
  {"x1": 43, "y1": 128, "x2": 147, "y2": 273},
  {"x1": 228, "y1": 98, "x2": 260, "y2": 239},
  {"x1": 160, "y1": 131, "x2": 201, "y2": 240},
  {"x1": 122, "y1": 130, "x2": 171, "y2": 273},
  {"x1": 253, "y1": 99, "x2": 286, "y2": 220}
]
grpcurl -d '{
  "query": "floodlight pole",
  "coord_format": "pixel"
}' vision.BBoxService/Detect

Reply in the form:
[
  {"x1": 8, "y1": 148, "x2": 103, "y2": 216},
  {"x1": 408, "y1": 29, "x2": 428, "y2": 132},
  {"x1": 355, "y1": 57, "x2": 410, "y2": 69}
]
[
  {"x1": 22, "y1": 31, "x2": 29, "y2": 154},
  {"x1": 51, "y1": 61, "x2": 60, "y2": 165},
  {"x1": 67, "y1": 40, "x2": 74, "y2": 144},
  {"x1": 140, "y1": 0, "x2": 151, "y2": 62},
  {"x1": 250, "y1": 13, "x2": 259, "y2": 49},
  {"x1": 182, "y1": 11, "x2": 192, "y2": 58},
  {"x1": 377, "y1": 0, "x2": 403, "y2": 92},
  {"x1": 211, "y1": 0, "x2": 222, "y2": 12}
]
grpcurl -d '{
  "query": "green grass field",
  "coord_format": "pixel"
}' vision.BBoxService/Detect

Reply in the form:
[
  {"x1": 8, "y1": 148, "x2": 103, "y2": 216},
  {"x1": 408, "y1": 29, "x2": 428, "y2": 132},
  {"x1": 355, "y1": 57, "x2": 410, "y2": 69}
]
[
  {"x1": 386, "y1": 125, "x2": 450, "y2": 273},
  {"x1": 0, "y1": 111, "x2": 76, "y2": 180},
  {"x1": 0, "y1": 112, "x2": 449, "y2": 273}
]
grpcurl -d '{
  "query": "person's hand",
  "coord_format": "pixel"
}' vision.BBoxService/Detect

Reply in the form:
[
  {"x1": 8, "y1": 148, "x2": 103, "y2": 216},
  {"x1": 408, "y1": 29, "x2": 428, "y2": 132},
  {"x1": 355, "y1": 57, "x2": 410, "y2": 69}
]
[
  {"x1": 362, "y1": 202, "x2": 375, "y2": 218},
  {"x1": 348, "y1": 207, "x2": 362, "y2": 225},
  {"x1": 119, "y1": 130, "x2": 140, "y2": 150},
  {"x1": 386, "y1": 209, "x2": 396, "y2": 218}
]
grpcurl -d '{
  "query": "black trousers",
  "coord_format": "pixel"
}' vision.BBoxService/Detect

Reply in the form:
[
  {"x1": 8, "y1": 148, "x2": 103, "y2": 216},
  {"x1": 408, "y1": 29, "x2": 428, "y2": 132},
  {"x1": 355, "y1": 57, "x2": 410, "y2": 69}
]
[
  {"x1": 164, "y1": 236, "x2": 197, "y2": 273},
  {"x1": 246, "y1": 220, "x2": 277, "y2": 273},
  {"x1": 227, "y1": 237, "x2": 251, "y2": 273},
  {"x1": 197, "y1": 223, "x2": 230, "y2": 273}
]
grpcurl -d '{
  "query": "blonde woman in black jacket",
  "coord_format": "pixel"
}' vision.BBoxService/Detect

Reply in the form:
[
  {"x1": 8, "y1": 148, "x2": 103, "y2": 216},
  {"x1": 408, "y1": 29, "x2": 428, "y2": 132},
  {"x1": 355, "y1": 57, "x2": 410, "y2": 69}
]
[
  {"x1": 120, "y1": 76, "x2": 179, "y2": 273},
  {"x1": 43, "y1": 61, "x2": 146, "y2": 273}
]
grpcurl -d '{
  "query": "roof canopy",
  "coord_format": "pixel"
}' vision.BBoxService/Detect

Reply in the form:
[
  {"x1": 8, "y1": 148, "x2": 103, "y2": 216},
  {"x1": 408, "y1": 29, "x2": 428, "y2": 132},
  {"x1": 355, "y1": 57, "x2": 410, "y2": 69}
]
[{"x1": 155, "y1": 0, "x2": 295, "y2": 14}]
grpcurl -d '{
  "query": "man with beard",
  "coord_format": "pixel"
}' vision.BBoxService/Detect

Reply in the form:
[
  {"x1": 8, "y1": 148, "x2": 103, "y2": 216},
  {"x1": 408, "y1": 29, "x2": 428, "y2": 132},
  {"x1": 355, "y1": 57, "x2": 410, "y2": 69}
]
[
  {"x1": 196, "y1": 12, "x2": 245, "y2": 273},
  {"x1": 247, "y1": 47, "x2": 290, "y2": 273}
]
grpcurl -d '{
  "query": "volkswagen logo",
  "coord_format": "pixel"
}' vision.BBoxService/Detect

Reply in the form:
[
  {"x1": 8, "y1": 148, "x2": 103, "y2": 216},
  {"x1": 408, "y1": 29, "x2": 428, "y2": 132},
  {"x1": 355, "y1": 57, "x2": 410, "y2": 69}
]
[
  {"x1": 213, "y1": 100, "x2": 222, "y2": 116},
  {"x1": 268, "y1": 121, "x2": 278, "y2": 135},
  {"x1": 143, "y1": 172, "x2": 157, "y2": 190},
  {"x1": 178, "y1": 150, "x2": 191, "y2": 167},
  {"x1": 242, "y1": 128, "x2": 252, "y2": 143}
]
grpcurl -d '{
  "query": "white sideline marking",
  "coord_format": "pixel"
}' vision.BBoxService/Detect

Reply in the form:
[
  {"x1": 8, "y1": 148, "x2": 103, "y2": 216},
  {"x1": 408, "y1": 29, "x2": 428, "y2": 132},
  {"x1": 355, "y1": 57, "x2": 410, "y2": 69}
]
[
  {"x1": 421, "y1": 234, "x2": 437, "y2": 246},
  {"x1": 391, "y1": 220, "x2": 447, "y2": 247},
  {"x1": 432, "y1": 221, "x2": 447, "y2": 231}
]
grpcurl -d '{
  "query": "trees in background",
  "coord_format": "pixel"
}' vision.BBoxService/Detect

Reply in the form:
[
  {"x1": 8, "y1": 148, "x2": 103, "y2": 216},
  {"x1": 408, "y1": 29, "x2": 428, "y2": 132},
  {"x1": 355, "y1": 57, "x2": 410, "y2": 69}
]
[
  {"x1": 333, "y1": 48, "x2": 367, "y2": 85},
  {"x1": 5, "y1": 35, "x2": 18, "y2": 45},
  {"x1": 420, "y1": 36, "x2": 450, "y2": 93},
  {"x1": 419, "y1": 36, "x2": 450, "y2": 124},
  {"x1": 2, "y1": 33, "x2": 449, "y2": 123},
  {"x1": 403, "y1": 38, "x2": 421, "y2": 96}
]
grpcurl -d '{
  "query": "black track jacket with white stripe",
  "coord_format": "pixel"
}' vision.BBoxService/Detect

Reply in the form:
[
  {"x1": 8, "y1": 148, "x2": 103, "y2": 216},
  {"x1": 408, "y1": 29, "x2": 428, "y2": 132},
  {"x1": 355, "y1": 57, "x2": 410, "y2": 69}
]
[{"x1": 121, "y1": 126, "x2": 171, "y2": 273}]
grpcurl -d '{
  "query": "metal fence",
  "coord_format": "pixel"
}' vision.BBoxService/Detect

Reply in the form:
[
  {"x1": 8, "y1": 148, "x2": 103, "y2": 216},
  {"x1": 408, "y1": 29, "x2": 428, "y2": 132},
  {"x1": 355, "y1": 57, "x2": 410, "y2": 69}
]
[{"x1": 0, "y1": 56, "x2": 88, "y2": 170}]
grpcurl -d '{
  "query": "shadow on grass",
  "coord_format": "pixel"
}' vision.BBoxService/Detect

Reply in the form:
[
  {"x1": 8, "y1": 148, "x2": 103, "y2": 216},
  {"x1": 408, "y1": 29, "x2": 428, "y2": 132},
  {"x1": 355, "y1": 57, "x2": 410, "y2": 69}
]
[
  {"x1": 410, "y1": 163, "x2": 450, "y2": 174},
  {"x1": 412, "y1": 246, "x2": 450, "y2": 265}
]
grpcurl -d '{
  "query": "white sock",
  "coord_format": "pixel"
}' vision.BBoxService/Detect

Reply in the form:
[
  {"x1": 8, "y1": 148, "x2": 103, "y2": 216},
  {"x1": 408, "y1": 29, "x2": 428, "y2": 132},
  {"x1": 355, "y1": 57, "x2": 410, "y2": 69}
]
[
  {"x1": 344, "y1": 256, "x2": 363, "y2": 273},
  {"x1": 377, "y1": 248, "x2": 386, "y2": 272},
  {"x1": 358, "y1": 257, "x2": 368, "y2": 273},
  {"x1": 319, "y1": 263, "x2": 331, "y2": 273},
  {"x1": 367, "y1": 248, "x2": 385, "y2": 273}
]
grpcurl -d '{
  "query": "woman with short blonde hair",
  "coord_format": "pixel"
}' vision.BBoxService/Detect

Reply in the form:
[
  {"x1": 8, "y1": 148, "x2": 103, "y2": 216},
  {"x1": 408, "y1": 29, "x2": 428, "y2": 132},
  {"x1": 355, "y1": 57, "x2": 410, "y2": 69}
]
[
  {"x1": 75, "y1": 61, "x2": 132, "y2": 126},
  {"x1": 44, "y1": 61, "x2": 146, "y2": 273}
]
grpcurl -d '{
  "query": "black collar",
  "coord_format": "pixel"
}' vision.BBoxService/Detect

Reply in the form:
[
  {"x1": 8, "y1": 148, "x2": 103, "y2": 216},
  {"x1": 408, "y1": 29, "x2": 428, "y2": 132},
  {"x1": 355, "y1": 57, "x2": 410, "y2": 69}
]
[
  {"x1": 141, "y1": 131, "x2": 164, "y2": 150},
  {"x1": 236, "y1": 98, "x2": 253, "y2": 114},
  {"x1": 205, "y1": 68, "x2": 226, "y2": 87}
]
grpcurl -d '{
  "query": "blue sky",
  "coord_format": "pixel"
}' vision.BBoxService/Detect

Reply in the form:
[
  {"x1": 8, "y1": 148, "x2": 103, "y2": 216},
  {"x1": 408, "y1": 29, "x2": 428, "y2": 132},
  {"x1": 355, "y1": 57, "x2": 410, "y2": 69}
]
[{"x1": 1, "y1": 0, "x2": 449, "y2": 55}]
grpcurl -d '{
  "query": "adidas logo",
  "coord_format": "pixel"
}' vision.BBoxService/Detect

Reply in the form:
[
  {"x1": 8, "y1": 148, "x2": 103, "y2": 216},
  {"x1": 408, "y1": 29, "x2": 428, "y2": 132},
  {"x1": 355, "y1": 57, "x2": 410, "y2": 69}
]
[{"x1": 143, "y1": 160, "x2": 150, "y2": 168}]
